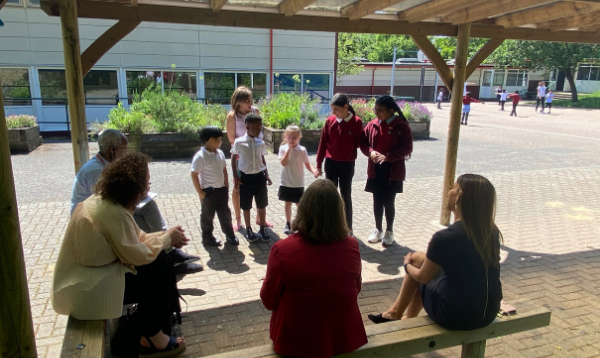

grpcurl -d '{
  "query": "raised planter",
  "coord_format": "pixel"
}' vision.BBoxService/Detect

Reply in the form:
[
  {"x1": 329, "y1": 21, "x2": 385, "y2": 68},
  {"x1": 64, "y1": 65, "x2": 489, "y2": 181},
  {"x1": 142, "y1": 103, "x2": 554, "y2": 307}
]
[
  {"x1": 263, "y1": 127, "x2": 321, "y2": 154},
  {"x1": 125, "y1": 132, "x2": 232, "y2": 159},
  {"x1": 409, "y1": 121, "x2": 430, "y2": 140},
  {"x1": 8, "y1": 125, "x2": 43, "y2": 153}
]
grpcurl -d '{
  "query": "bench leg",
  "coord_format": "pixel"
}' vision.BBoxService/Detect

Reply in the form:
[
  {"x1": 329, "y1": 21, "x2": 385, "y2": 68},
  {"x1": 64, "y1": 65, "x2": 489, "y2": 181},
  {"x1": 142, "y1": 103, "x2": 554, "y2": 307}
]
[{"x1": 461, "y1": 340, "x2": 486, "y2": 358}]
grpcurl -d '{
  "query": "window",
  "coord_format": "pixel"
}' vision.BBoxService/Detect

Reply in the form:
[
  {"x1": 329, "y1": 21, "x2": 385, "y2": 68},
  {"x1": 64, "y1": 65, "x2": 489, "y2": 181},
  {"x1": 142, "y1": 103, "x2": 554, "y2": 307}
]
[
  {"x1": 39, "y1": 69, "x2": 67, "y2": 105},
  {"x1": 274, "y1": 73, "x2": 302, "y2": 93},
  {"x1": 274, "y1": 73, "x2": 330, "y2": 100},
  {"x1": 506, "y1": 70, "x2": 528, "y2": 87},
  {"x1": 83, "y1": 70, "x2": 119, "y2": 105},
  {"x1": 1, "y1": 68, "x2": 31, "y2": 106},
  {"x1": 304, "y1": 74, "x2": 330, "y2": 101},
  {"x1": 577, "y1": 66, "x2": 600, "y2": 81},
  {"x1": 492, "y1": 71, "x2": 505, "y2": 86},
  {"x1": 29, "y1": 0, "x2": 40, "y2": 5},
  {"x1": 126, "y1": 70, "x2": 161, "y2": 104},
  {"x1": 6, "y1": 0, "x2": 21, "y2": 5},
  {"x1": 204, "y1": 72, "x2": 267, "y2": 104},
  {"x1": 164, "y1": 71, "x2": 197, "y2": 99}
]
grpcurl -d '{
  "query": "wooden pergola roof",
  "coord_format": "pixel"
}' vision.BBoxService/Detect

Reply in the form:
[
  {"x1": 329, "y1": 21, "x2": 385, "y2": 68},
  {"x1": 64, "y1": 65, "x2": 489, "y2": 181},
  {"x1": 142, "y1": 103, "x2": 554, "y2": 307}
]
[{"x1": 39, "y1": 0, "x2": 600, "y2": 43}]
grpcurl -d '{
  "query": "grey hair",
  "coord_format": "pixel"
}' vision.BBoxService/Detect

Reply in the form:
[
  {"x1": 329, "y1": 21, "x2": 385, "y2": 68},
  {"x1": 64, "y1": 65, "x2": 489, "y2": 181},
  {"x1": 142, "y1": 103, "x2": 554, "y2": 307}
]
[{"x1": 98, "y1": 129, "x2": 125, "y2": 153}]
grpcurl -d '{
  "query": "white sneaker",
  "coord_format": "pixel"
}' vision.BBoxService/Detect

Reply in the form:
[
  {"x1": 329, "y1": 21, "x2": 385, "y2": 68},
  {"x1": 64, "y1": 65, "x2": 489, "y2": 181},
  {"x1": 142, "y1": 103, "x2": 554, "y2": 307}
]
[
  {"x1": 382, "y1": 231, "x2": 394, "y2": 245},
  {"x1": 368, "y1": 229, "x2": 383, "y2": 243}
]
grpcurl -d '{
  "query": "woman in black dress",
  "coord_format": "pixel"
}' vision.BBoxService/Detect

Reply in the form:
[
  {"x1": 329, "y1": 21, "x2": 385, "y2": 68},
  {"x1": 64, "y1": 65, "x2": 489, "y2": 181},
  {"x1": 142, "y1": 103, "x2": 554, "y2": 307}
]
[{"x1": 368, "y1": 174, "x2": 503, "y2": 330}]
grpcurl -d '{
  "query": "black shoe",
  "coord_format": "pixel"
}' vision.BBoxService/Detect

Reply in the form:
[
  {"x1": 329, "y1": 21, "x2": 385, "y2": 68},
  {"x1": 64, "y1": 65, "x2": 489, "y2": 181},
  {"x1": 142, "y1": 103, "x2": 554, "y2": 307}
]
[
  {"x1": 283, "y1": 222, "x2": 291, "y2": 235},
  {"x1": 246, "y1": 227, "x2": 259, "y2": 243},
  {"x1": 226, "y1": 236, "x2": 239, "y2": 246},
  {"x1": 259, "y1": 227, "x2": 271, "y2": 242},
  {"x1": 368, "y1": 313, "x2": 398, "y2": 324},
  {"x1": 174, "y1": 262, "x2": 204, "y2": 275},
  {"x1": 202, "y1": 237, "x2": 223, "y2": 247},
  {"x1": 169, "y1": 248, "x2": 200, "y2": 265}
]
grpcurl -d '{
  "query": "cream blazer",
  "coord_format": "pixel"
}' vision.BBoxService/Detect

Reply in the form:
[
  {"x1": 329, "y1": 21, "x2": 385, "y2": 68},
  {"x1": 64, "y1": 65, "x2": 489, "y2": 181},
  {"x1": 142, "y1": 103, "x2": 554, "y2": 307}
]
[{"x1": 52, "y1": 194, "x2": 171, "y2": 320}]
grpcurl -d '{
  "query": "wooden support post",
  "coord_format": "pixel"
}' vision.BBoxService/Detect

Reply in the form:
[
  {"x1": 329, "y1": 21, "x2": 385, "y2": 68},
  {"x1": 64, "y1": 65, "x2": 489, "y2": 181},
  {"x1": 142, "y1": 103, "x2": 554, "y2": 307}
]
[
  {"x1": 0, "y1": 86, "x2": 38, "y2": 357},
  {"x1": 461, "y1": 340, "x2": 486, "y2": 357},
  {"x1": 59, "y1": 0, "x2": 90, "y2": 173},
  {"x1": 440, "y1": 23, "x2": 470, "y2": 226}
]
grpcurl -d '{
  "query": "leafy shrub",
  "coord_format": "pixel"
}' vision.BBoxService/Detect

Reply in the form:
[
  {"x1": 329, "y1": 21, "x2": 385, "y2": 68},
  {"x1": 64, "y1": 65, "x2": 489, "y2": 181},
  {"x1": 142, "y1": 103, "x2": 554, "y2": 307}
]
[
  {"x1": 397, "y1": 101, "x2": 433, "y2": 122},
  {"x1": 351, "y1": 98, "x2": 377, "y2": 123},
  {"x1": 258, "y1": 93, "x2": 325, "y2": 130},
  {"x1": 6, "y1": 114, "x2": 37, "y2": 129}
]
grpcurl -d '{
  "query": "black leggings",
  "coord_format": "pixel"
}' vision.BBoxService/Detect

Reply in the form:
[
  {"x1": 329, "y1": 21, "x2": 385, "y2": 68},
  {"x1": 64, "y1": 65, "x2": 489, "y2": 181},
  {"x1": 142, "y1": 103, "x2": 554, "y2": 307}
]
[
  {"x1": 124, "y1": 251, "x2": 179, "y2": 337},
  {"x1": 536, "y1": 97, "x2": 545, "y2": 111},
  {"x1": 510, "y1": 103, "x2": 518, "y2": 116},
  {"x1": 373, "y1": 191, "x2": 396, "y2": 232},
  {"x1": 325, "y1": 158, "x2": 354, "y2": 230}
]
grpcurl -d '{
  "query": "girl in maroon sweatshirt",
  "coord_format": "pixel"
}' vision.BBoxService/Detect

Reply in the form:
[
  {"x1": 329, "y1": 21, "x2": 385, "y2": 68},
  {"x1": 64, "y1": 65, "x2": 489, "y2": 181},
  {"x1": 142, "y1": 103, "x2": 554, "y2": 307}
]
[
  {"x1": 316, "y1": 94, "x2": 363, "y2": 232},
  {"x1": 359, "y1": 96, "x2": 413, "y2": 246}
]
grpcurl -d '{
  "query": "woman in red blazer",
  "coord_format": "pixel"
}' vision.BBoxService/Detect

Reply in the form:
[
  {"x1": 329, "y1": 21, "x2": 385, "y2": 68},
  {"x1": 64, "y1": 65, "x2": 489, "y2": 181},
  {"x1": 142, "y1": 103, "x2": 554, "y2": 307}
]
[{"x1": 260, "y1": 179, "x2": 367, "y2": 358}]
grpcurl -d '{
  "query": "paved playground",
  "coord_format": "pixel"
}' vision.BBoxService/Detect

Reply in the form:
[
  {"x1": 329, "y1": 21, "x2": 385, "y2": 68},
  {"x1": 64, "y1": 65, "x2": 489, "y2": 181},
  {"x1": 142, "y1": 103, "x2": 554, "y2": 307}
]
[{"x1": 11, "y1": 102, "x2": 600, "y2": 357}]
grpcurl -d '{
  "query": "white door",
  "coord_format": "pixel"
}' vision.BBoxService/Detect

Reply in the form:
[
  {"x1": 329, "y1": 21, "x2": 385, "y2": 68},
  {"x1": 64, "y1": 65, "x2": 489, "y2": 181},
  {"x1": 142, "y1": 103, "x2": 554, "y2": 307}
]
[{"x1": 480, "y1": 70, "x2": 493, "y2": 98}]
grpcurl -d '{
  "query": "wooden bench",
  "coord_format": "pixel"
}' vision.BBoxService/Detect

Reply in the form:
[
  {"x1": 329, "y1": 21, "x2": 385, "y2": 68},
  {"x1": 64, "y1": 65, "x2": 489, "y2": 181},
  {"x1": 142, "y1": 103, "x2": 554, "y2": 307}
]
[
  {"x1": 60, "y1": 317, "x2": 107, "y2": 357},
  {"x1": 206, "y1": 300, "x2": 551, "y2": 358}
]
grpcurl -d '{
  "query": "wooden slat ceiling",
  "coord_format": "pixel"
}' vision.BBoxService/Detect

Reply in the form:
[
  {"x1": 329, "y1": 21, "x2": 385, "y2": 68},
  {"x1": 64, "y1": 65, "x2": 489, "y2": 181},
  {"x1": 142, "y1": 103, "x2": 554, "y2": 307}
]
[{"x1": 40, "y1": 0, "x2": 600, "y2": 42}]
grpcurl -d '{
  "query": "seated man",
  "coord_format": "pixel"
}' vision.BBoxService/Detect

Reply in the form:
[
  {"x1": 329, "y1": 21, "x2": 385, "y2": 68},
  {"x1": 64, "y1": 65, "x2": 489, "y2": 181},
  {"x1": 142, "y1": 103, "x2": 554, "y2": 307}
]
[{"x1": 70, "y1": 129, "x2": 202, "y2": 275}]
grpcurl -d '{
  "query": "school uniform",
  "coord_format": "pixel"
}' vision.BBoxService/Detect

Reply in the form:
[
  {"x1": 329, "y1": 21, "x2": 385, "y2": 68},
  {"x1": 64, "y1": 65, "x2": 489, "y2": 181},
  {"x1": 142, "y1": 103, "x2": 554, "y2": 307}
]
[
  {"x1": 360, "y1": 115, "x2": 413, "y2": 233},
  {"x1": 508, "y1": 94, "x2": 521, "y2": 116},
  {"x1": 191, "y1": 147, "x2": 235, "y2": 242},
  {"x1": 231, "y1": 133, "x2": 269, "y2": 211},
  {"x1": 462, "y1": 96, "x2": 481, "y2": 113},
  {"x1": 437, "y1": 92, "x2": 443, "y2": 109},
  {"x1": 499, "y1": 92, "x2": 508, "y2": 110},
  {"x1": 545, "y1": 93, "x2": 554, "y2": 112},
  {"x1": 278, "y1": 143, "x2": 309, "y2": 203},
  {"x1": 316, "y1": 113, "x2": 363, "y2": 230}
]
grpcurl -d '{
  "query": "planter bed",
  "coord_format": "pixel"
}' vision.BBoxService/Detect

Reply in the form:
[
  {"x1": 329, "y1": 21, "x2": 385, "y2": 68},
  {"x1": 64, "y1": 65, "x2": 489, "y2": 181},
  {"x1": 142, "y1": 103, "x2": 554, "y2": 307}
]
[
  {"x1": 125, "y1": 132, "x2": 232, "y2": 159},
  {"x1": 8, "y1": 125, "x2": 43, "y2": 153},
  {"x1": 263, "y1": 127, "x2": 321, "y2": 154},
  {"x1": 409, "y1": 121, "x2": 430, "y2": 140}
]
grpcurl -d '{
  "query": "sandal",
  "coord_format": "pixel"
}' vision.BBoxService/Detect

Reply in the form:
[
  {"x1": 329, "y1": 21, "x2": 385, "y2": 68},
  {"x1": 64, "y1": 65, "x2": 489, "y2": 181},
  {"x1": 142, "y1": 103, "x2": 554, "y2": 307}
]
[
  {"x1": 368, "y1": 313, "x2": 398, "y2": 324},
  {"x1": 139, "y1": 335, "x2": 186, "y2": 358}
]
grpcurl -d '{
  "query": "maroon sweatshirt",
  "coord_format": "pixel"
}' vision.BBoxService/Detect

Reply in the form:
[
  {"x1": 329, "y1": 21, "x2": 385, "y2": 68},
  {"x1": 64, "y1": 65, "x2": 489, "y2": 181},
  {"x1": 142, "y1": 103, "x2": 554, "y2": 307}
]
[
  {"x1": 359, "y1": 116, "x2": 413, "y2": 181},
  {"x1": 316, "y1": 114, "x2": 363, "y2": 168}
]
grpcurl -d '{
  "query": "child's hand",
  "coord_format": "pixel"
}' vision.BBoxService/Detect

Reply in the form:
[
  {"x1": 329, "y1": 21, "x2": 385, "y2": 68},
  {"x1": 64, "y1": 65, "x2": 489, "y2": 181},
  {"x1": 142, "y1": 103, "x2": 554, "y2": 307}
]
[
  {"x1": 377, "y1": 154, "x2": 387, "y2": 163},
  {"x1": 370, "y1": 151, "x2": 382, "y2": 162},
  {"x1": 234, "y1": 176, "x2": 242, "y2": 188},
  {"x1": 313, "y1": 169, "x2": 319, "y2": 179},
  {"x1": 199, "y1": 191, "x2": 206, "y2": 202},
  {"x1": 266, "y1": 176, "x2": 273, "y2": 186}
]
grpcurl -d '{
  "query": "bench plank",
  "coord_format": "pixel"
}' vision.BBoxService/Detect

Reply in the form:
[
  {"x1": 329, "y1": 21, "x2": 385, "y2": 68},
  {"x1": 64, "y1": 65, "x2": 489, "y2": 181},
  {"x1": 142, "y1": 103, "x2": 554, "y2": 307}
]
[{"x1": 60, "y1": 317, "x2": 106, "y2": 358}]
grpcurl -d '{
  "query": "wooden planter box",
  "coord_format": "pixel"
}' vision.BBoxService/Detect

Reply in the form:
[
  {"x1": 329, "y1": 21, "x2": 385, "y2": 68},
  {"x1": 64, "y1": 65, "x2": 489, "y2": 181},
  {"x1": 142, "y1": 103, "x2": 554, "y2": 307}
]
[
  {"x1": 263, "y1": 127, "x2": 321, "y2": 154},
  {"x1": 8, "y1": 125, "x2": 43, "y2": 153},
  {"x1": 125, "y1": 132, "x2": 232, "y2": 159},
  {"x1": 409, "y1": 121, "x2": 430, "y2": 140}
]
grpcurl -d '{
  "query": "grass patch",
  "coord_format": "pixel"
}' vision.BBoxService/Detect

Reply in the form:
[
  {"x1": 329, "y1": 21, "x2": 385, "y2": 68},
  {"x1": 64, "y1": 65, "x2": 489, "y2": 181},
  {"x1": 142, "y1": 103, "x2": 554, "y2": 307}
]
[{"x1": 551, "y1": 91, "x2": 600, "y2": 109}]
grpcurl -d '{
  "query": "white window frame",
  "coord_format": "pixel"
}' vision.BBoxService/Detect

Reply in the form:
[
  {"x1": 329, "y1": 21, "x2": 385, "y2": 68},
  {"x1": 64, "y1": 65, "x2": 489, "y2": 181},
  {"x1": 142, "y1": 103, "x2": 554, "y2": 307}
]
[{"x1": 202, "y1": 71, "x2": 270, "y2": 101}]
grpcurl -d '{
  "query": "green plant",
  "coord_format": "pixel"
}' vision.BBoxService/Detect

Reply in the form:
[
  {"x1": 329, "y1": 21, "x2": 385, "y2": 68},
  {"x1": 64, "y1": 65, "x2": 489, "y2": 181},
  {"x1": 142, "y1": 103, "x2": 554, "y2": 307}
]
[
  {"x1": 6, "y1": 114, "x2": 37, "y2": 129},
  {"x1": 351, "y1": 98, "x2": 377, "y2": 123},
  {"x1": 257, "y1": 93, "x2": 325, "y2": 130},
  {"x1": 397, "y1": 101, "x2": 432, "y2": 122}
]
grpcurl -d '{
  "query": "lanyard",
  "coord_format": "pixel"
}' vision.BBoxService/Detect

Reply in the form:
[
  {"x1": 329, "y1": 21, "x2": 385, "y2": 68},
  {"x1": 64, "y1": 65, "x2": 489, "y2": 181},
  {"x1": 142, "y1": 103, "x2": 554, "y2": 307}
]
[{"x1": 96, "y1": 154, "x2": 108, "y2": 167}]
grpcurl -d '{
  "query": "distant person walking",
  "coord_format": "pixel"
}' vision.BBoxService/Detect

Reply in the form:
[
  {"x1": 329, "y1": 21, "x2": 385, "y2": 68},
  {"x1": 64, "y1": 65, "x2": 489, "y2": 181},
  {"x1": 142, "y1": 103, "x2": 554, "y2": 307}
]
[
  {"x1": 545, "y1": 90, "x2": 555, "y2": 114},
  {"x1": 508, "y1": 91, "x2": 521, "y2": 117},
  {"x1": 437, "y1": 89, "x2": 444, "y2": 109},
  {"x1": 495, "y1": 86, "x2": 503, "y2": 106},
  {"x1": 461, "y1": 92, "x2": 484, "y2": 126},
  {"x1": 499, "y1": 90, "x2": 508, "y2": 111},
  {"x1": 536, "y1": 81, "x2": 547, "y2": 113}
]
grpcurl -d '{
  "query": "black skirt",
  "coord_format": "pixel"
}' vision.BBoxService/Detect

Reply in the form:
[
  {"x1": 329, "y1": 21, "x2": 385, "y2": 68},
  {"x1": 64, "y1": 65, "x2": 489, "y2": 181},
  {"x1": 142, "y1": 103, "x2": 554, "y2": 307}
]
[
  {"x1": 278, "y1": 186, "x2": 304, "y2": 203},
  {"x1": 364, "y1": 162, "x2": 403, "y2": 194}
]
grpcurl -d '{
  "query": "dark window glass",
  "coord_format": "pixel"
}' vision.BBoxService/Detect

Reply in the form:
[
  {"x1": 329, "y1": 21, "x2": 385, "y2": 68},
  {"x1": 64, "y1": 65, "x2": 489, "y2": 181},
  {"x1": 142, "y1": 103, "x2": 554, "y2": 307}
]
[
  {"x1": 1, "y1": 68, "x2": 31, "y2": 105},
  {"x1": 126, "y1": 70, "x2": 161, "y2": 104},
  {"x1": 83, "y1": 70, "x2": 119, "y2": 105},
  {"x1": 274, "y1": 73, "x2": 302, "y2": 94},
  {"x1": 204, "y1": 72, "x2": 235, "y2": 104},
  {"x1": 164, "y1": 71, "x2": 197, "y2": 99},
  {"x1": 39, "y1": 69, "x2": 67, "y2": 105}
]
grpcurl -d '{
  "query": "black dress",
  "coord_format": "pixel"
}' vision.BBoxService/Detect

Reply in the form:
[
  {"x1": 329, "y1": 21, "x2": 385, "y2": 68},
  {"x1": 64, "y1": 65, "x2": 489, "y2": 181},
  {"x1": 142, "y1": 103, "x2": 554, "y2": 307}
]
[{"x1": 420, "y1": 221, "x2": 503, "y2": 330}]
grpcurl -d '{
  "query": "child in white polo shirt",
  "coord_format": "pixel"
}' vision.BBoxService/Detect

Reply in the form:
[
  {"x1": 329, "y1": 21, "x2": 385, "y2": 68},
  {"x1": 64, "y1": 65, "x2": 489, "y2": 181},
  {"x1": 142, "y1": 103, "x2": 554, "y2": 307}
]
[
  {"x1": 231, "y1": 113, "x2": 273, "y2": 243},
  {"x1": 191, "y1": 126, "x2": 238, "y2": 247},
  {"x1": 279, "y1": 125, "x2": 318, "y2": 235}
]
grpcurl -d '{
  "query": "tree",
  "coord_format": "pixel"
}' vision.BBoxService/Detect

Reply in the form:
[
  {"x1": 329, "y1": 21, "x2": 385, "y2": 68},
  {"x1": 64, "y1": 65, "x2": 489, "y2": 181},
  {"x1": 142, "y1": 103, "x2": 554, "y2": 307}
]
[{"x1": 490, "y1": 41, "x2": 600, "y2": 102}]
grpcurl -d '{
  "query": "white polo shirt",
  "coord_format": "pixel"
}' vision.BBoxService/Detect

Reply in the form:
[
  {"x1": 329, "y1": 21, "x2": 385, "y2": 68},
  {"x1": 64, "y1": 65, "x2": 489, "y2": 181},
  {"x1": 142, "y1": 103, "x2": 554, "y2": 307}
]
[
  {"x1": 191, "y1": 147, "x2": 227, "y2": 189},
  {"x1": 231, "y1": 133, "x2": 268, "y2": 175},
  {"x1": 279, "y1": 144, "x2": 309, "y2": 188}
]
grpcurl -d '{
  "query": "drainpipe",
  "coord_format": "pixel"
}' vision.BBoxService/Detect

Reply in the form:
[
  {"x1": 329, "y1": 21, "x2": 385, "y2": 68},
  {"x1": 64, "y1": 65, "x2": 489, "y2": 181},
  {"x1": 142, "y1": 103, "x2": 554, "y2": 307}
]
[
  {"x1": 270, "y1": 29, "x2": 274, "y2": 95},
  {"x1": 334, "y1": 32, "x2": 339, "y2": 95},
  {"x1": 371, "y1": 68, "x2": 376, "y2": 95}
]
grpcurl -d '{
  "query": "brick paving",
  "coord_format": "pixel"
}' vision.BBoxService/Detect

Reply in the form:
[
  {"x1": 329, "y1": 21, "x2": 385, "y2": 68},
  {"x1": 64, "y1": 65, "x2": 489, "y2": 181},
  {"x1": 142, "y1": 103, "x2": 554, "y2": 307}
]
[{"x1": 10, "y1": 103, "x2": 600, "y2": 357}]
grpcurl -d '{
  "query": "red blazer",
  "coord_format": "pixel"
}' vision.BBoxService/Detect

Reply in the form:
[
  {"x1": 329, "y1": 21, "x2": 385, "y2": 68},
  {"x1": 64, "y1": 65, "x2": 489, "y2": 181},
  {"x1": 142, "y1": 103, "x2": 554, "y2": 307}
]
[
  {"x1": 316, "y1": 114, "x2": 363, "y2": 168},
  {"x1": 260, "y1": 234, "x2": 367, "y2": 358},
  {"x1": 359, "y1": 116, "x2": 413, "y2": 181}
]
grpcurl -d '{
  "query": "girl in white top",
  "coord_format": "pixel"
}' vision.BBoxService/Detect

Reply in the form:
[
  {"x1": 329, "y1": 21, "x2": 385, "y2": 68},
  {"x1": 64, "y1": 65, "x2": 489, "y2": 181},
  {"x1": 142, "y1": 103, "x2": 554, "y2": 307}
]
[
  {"x1": 226, "y1": 86, "x2": 269, "y2": 230},
  {"x1": 278, "y1": 125, "x2": 318, "y2": 235},
  {"x1": 536, "y1": 81, "x2": 547, "y2": 113}
]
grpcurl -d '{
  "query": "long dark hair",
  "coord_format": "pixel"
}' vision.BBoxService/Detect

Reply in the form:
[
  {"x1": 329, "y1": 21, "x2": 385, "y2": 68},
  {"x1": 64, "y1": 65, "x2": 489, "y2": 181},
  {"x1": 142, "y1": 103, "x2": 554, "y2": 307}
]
[
  {"x1": 457, "y1": 174, "x2": 504, "y2": 269},
  {"x1": 375, "y1": 95, "x2": 407, "y2": 122},
  {"x1": 330, "y1": 93, "x2": 356, "y2": 115}
]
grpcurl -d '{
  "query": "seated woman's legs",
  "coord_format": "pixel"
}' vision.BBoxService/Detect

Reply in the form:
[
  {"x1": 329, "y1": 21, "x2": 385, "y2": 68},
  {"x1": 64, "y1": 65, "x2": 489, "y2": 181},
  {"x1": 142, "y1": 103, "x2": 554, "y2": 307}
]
[{"x1": 384, "y1": 251, "x2": 426, "y2": 320}]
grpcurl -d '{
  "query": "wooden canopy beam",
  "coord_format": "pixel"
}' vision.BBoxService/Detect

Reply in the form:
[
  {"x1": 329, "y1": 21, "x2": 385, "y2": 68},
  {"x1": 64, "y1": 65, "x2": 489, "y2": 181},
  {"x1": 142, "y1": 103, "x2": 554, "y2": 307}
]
[
  {"x1": 579, "y1": 24, "x2": 600, "y2": 33},
  {"x1": 442, "y1": 0, "x2": 555, "y2": 24},
  {"x1": 536, "y1": 11, "x2": 600, "y2": 31},
  {"x1": 398, "y1": 0, "x2": 486, "y2": 23},
  {"x1": 441, "y1": 23, "x2": 471, "y2": 226},
  {"x1": 278, "y1": 0, "x2": 319, "y2": 17},
  {"x1": 209, "y1": 0, "x2": 228, "y2": 12},
  {"x1": 410, "y1": 35, "x2": 453, "y2": 90},
  {"x1": 495, "y1": 2, "x2": 600, "y2": 28},
  {"x1": 0, "y1": 87, "x2": 38, "y2": 358},
  {"x1": 466, "y1": 38, "x2": 504, "y2": 79},
  {"x1": 81, "y1": 20, "x2": 141, "y2": 76},
  {"x1": 40, "y1": 0, "x2": 600, "y2": 44},
  {"x1": 341, "y1": 0, "x2": 407, "y2": 21},
  {"x1": 0, "y1": 0, "x2": 9, "y2": 10}
]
